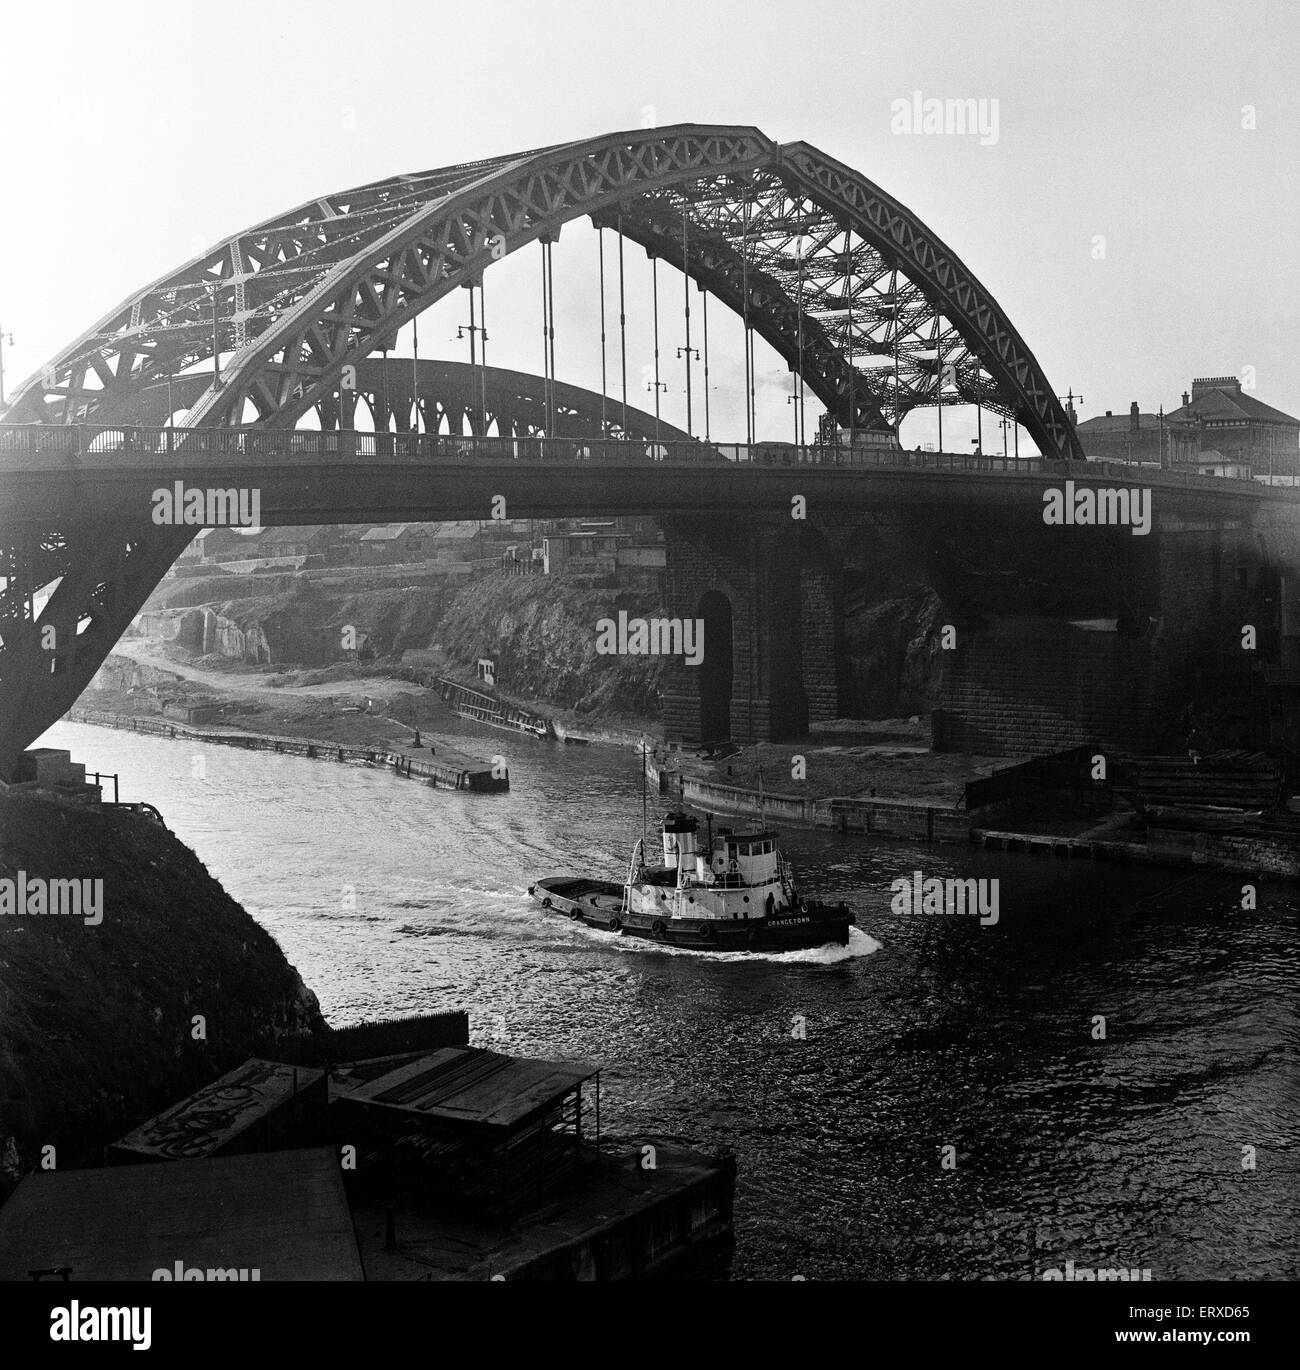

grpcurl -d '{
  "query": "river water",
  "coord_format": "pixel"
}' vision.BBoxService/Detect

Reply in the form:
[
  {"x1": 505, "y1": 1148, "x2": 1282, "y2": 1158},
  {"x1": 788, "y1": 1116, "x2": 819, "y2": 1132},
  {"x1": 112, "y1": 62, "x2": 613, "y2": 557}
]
[{"x1": 38, "y1": 718, "x2": 1300, "y2": 1281}]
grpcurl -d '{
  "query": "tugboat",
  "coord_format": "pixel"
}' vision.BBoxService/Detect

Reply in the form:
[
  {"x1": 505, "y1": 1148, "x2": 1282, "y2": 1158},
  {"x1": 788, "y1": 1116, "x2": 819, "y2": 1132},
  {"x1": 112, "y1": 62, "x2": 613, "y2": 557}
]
[{"x1": 529, "y1": 811, "x2": 854, "y2": 952}]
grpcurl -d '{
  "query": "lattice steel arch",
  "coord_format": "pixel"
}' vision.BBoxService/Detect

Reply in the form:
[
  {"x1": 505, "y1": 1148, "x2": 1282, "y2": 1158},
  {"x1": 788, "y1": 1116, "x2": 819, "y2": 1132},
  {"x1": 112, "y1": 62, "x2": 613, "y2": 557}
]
[
  {"x1": 137, "y1": 359, "x2": 692, "y2": 441},
  {"x1": 2, "y1": 124, "x2": 1083, "y2": 459}
]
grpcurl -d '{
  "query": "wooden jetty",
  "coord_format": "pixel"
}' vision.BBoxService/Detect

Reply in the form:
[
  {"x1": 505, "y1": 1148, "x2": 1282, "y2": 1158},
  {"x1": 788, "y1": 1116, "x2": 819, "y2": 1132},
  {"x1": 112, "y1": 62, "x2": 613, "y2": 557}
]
[{"x1": 66, "y1": 705, "x2": 508, "y2": 791}]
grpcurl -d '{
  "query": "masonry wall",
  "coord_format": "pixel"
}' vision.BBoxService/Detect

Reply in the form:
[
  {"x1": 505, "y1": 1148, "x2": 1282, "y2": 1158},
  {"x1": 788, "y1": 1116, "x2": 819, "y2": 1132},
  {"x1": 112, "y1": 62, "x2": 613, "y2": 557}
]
[
  {"x1": 937, "y1": 524, "x2": 1271, "y2": 757},
  {"x1": 937, "y1": 616, "x2": 1160, "y2": 754},
  {"x1": 660, "y1": 518, "x2": 836, "y2": 744}
]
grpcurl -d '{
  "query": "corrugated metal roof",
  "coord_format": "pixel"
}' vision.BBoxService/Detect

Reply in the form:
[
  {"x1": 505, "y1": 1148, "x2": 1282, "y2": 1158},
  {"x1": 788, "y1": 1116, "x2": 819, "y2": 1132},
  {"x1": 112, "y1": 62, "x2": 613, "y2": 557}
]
[{"x1": 337, "y1": 1047, "x2": 596, "y2": 1131}]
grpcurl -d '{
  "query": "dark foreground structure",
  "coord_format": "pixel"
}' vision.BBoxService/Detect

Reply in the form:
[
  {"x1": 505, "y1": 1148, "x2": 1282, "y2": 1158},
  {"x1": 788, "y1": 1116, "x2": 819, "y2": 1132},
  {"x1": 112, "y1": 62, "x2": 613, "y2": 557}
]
[{"x1": 0, "y1": 1015, "x2": 735, "y2": 1281}]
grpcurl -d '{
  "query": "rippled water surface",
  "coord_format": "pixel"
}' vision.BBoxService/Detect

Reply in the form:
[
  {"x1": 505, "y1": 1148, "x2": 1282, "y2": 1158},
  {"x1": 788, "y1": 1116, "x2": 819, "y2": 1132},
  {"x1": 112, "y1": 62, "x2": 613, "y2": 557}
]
[{"x1": 40, "y1": 719, "x2": 1300, "y2": 1279}]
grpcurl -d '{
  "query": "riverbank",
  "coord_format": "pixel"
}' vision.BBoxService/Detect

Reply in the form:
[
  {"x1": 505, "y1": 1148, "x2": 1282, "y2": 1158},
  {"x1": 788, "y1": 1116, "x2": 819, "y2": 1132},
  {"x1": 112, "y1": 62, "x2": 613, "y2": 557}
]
[
  {"x1": 95, "y1": 642, "x2": 652, "y2": 756},
  {"x1": 650, "y1": 746, "x2": 1300, "y2": 879}
]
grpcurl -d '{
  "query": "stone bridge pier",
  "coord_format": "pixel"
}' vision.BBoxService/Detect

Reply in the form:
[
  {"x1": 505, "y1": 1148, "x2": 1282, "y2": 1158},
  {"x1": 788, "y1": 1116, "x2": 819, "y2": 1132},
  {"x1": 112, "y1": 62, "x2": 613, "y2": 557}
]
[
  {"x1": 657, "y1": 504, "x2": 1300, "y2": 757},
  {"x1": 658, "y1": 515, "x2": 840, "y2": 746},
  {"x1": 934, "y1": 510, "x2": 1300, "y2": 756}
]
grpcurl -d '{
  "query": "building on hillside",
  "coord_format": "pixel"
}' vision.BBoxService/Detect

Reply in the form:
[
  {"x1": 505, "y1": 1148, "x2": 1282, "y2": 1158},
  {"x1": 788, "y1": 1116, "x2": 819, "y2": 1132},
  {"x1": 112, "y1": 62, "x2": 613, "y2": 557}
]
[
  {"x1": 256, "y1": 526, "x2": 336, "y2": 560},
  {"x1": 542, "y1": 530, "x2": 627, "y2": 576},
  {"x1": 192, "y1": 527, "x2": 251, "y2": 563},
  {"x1": 1165, "y1": 377, "x2": 1299, "y2": 478},
  {"x1": 1076, "y1": 402, "x2": 1164, "y2": 464},
  {"x1": 358, "y1": 524, "x2": 430, "y2": 564},
  {"x1": 1077, "y1": 378, "x2": 1300, "y2": 477},
  {"x1": 427, "y1": 522, "x2": 486, "y2": 561}
]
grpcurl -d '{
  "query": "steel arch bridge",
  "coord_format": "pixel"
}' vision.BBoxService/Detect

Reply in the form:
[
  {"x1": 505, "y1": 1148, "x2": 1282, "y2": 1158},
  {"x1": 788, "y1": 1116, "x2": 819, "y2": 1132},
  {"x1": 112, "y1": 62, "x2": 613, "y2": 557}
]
[
  {"x1": 4, "y1": 123, "x2": 1080, "y2": 450},
  {"x1": 0, "y1": 123, "x2": 1084, "y2": 778}
]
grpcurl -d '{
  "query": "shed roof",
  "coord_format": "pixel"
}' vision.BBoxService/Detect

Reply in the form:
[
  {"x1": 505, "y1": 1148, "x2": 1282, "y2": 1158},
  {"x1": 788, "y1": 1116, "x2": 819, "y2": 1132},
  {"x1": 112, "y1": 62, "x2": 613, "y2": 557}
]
[{"x1": 336, "y1": 1046, "x2": 596, "y2": 1132}]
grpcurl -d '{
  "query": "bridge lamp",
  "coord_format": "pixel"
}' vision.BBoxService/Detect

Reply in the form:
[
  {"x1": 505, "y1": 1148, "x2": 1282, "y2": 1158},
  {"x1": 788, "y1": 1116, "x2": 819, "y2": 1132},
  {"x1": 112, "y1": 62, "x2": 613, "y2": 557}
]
[{"x1": 676, "y1": 346, "x2": 699, "y2": 438}]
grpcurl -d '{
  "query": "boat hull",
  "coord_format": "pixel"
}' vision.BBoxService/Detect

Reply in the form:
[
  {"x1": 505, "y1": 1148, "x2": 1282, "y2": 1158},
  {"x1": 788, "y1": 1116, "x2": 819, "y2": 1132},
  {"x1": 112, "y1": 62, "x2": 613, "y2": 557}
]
[{"x1": 528, "y1": 877, "x2": 854, "y2": 951}]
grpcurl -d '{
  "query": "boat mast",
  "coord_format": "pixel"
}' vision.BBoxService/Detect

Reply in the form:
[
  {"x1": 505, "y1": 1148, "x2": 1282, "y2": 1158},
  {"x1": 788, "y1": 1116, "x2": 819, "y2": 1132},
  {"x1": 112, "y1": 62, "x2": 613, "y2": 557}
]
[{"x1": 641, "y1": 738, "x2": 648, "y2": 866}]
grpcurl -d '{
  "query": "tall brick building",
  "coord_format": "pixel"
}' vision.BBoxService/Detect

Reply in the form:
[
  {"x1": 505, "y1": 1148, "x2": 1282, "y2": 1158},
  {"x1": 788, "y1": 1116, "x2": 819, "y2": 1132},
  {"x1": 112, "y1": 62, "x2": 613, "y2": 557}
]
[{"x1": 1165, "y1": 376, "x2": 1299, "y2": 477}]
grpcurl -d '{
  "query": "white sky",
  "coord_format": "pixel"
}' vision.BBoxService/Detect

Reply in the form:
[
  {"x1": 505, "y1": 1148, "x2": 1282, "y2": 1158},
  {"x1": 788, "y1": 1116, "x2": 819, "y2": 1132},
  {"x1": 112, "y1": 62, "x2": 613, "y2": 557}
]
[{"x1": 1, "y1": 0, "x2": 1296, "y2": 453}]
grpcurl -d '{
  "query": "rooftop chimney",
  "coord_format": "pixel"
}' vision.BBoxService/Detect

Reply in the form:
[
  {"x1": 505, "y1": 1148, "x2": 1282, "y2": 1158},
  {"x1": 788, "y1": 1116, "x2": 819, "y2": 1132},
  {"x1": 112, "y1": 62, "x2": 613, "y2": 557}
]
[
  {"x1": 1182, "y1": 391, "x2": 1190, "y2": 407},
  {"x1": 1192, "y1": 375, "x2": 1242, "y2": 399},
  {"x1": 1105, "y1": 410, "x2": 1112, "y2": 418},
  {"x1": 1130, "y1": 401, "x2": 1140, "y2": 431}
]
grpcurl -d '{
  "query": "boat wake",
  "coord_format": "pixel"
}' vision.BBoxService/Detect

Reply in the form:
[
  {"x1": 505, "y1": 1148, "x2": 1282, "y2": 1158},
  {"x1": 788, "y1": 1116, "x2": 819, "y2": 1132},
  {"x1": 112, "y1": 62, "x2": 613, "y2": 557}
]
[{"x1": 558, "y1": 919, "x2": 881, "y2": 963}]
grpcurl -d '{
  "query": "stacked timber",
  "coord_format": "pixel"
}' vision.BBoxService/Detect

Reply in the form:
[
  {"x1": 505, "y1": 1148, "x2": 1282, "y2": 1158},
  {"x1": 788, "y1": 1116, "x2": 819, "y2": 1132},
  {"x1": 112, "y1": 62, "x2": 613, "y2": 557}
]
[{"x1": 1118, "y1": 750, "x2": 1283, "y2": 819}]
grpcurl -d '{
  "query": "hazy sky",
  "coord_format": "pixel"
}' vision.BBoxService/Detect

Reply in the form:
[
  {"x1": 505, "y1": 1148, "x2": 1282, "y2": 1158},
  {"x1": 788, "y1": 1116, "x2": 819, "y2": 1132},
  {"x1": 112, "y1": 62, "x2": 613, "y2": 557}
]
[{"x1": 1, "y1": 0, "x2": 1296, "y2": 452}]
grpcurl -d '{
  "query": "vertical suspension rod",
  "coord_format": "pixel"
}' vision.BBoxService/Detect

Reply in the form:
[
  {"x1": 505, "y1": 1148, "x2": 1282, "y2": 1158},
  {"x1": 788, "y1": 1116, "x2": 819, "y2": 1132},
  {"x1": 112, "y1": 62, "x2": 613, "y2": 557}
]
[
  {"x1": 845, "y1": 229, "x2": 854, "y2": 451},
  {"x1": 702, "y1": 285, "x2": 710, "y2": 444},
  {"x1": 412, "y1": 312, "x2": 420, "y2": 437},
  {"x1": 618, "y1": 214, "x2": 628, "y2": 439},
  {"x1": 598, "y1": 227, "x2": 608, "y2": 438},
  {"x1": 546, "y1": 240, "x2": 558, "y2": 436},
  {"x1": 478, "y1": 278, "x2": 489, "y2": 432},
  {"x1": 652, "y1": 254, "x2": 661, "y2": 447},
  {"x1": 682, "y1": 204, "x2": 692, "y2": 438},
  {"x1": 469, "y1": 284, "x2": 481, "y2": 437},
  {"x1": 742, "y1": 199, "x2": 752, "y2": 446},
  {"x1": 540, "y1": 241, "x2": 551, "y2": 433}
]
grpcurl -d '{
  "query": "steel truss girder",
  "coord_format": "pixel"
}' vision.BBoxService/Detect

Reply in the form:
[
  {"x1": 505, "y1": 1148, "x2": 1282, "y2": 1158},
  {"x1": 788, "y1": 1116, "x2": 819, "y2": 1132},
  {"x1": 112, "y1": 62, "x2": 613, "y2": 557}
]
[
  {"x1": 3, "y1": 124, "x2": 1080, "y2": 459},
  {"x1": 134, "y1": 359, "x2": 690, "y2": 442},
  {"x1": 0, "y1": 520, "x2": 191, "y2": 778}
]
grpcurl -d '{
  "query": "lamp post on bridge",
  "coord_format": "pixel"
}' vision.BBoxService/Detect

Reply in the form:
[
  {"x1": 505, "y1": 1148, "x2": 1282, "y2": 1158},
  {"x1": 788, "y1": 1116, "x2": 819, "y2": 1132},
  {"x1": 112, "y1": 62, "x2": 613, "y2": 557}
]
[
  {"x1": 999, "y1": 416, "x2": 1010, "y2": 458},
  {"x1": 676, "y1": 345, "x2": 699, "y2": 436},
  {"x1": 645, "y1": 380, "x2": 667, "y2": 447}
]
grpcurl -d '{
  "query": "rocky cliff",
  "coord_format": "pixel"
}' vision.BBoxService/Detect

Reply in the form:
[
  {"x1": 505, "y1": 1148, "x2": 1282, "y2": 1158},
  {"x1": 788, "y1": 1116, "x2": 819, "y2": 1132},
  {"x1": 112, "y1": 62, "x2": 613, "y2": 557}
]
[
  {"x1": 0, "y1": 794, "x2": 325, "y2": 1194},
  {"x1": 435, "y1": 575, "x2": 668, "y2": 717}
]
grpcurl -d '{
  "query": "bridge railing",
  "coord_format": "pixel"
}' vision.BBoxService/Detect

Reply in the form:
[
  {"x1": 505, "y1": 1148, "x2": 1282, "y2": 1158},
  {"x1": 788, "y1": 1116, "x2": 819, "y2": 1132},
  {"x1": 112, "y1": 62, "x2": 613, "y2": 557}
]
[{"x1": 0, "y1": 422, "x2": 1277, "y2": 489}]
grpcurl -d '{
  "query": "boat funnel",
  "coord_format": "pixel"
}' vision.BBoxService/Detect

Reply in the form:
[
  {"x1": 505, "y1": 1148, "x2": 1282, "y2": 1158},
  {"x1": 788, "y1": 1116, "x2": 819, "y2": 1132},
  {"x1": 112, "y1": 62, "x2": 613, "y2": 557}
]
[{"x1": 661, "y1": 811, "x2": 698, "y2": 869}]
